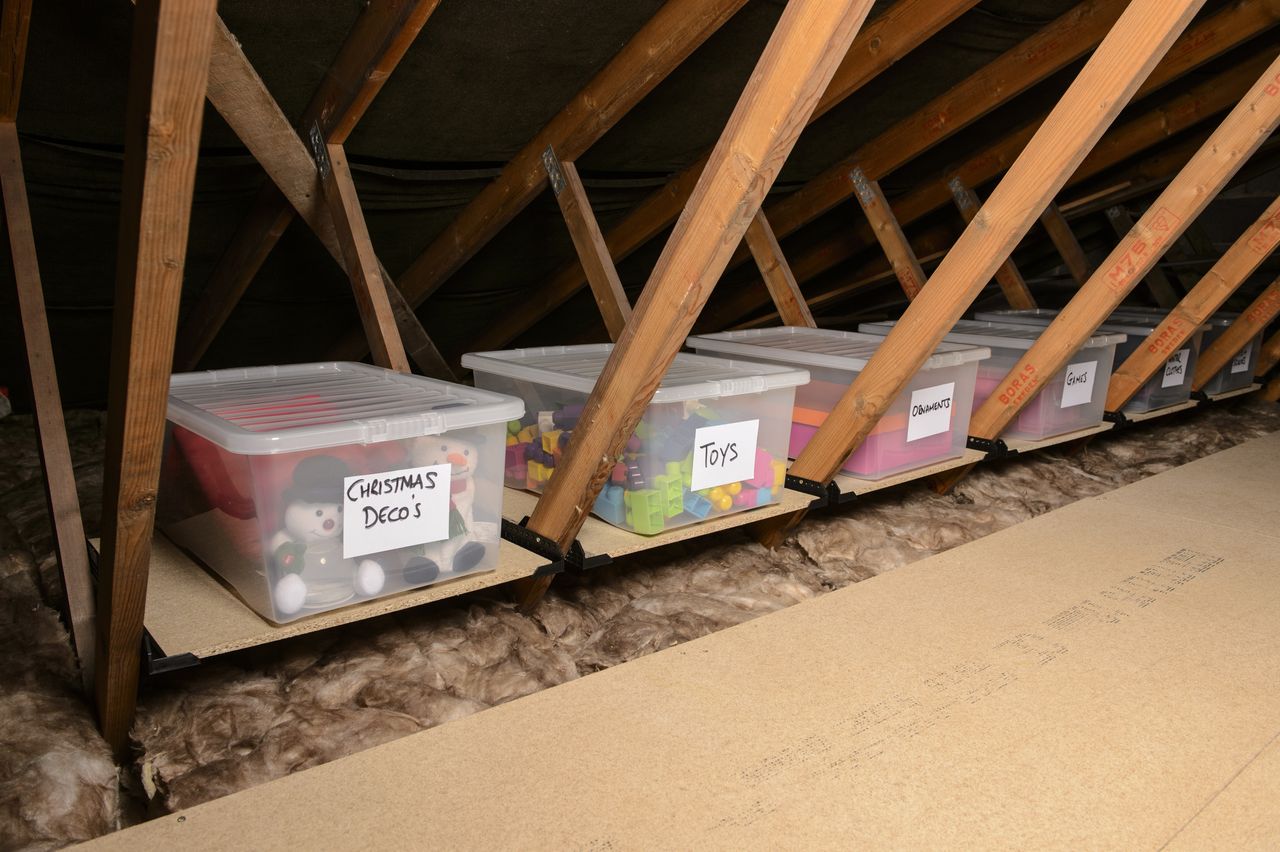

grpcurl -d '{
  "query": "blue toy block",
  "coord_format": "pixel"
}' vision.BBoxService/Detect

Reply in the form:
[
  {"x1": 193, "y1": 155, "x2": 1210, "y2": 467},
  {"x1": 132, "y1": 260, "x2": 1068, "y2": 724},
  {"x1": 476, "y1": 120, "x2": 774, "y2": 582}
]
[
  {"x1": 593, "y1": 485, "x2": 627, "y2": 526},
  {"x1": 683, "y1": 491, "x2": 713, "y2": 519}
]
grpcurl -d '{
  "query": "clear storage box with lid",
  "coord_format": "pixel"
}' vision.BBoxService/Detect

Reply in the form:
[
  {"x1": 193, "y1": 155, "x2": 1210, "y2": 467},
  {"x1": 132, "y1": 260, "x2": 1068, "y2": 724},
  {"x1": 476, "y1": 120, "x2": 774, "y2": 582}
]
[
  {"x1": 462, "y1": 345, "x2": 808, "y2": 535},
  {"x1": 157, "y1": 363, "x2": 524, "y2": 624},
  {"x1": 1104, "y1": 306, "x2": 1260, "y2": 395},
  {"x1": 975, "y1": 309, "x2": 1206, "y2": 412},
  {"x1": 685, "y1": 327, "x2": 988, "y2": 480},
  {"x1": 859, "y1": 319, "x2": 1126, "y2": 441}
]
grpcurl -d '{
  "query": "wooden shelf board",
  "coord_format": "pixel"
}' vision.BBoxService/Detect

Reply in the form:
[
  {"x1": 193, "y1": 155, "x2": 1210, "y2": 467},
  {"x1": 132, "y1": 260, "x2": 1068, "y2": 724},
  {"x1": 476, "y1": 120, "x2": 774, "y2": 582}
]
[
  {"x1": 1204, "y1": 383, "x2": 1261, "y2": 402},
  {"x1": 1002, "y1": 421, "x2": 1115, "y2": 454},
  {"x1": 832, "y1": 448, "x2": 986, "y2": 498},
  {"x1": 1123, "y1": 398, "x2": 1200, "y2": 423},
  {"x1": 104, "y1": 534, "x2": 549, "y2": 661}
]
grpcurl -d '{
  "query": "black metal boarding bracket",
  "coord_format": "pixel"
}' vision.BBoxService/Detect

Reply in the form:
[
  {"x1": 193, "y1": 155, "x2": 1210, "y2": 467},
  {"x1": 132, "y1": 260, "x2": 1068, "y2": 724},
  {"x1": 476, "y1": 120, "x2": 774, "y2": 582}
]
[
  {"x1": 966, "y1": 435, "x2": 1017, "y2": 460},
  {"x1": 501, "y1": 518, "x2": 567, "y2": 578},
  {"x1": 784, "y1": 473, "x2": 842, "y2": 508},
  {"x1": 1103, "y1": 409, "x2": 1130, "y2": 429}
]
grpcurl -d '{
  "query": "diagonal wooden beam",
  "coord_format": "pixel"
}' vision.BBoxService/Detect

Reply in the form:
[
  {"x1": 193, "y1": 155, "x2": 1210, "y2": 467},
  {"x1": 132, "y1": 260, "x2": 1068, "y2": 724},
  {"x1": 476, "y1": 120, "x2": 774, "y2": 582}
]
[
  {"x1": 851, "y1": 166, "x2": 928, "y2": 300},
  {"x1": 469, "y1": 0, "x2": 980, "y2": 354},
  {"x1": 96, "y1": 0, "x2": 217, "y2": 756},
  {"x1": 1, "y1": 126, "x2": 96, "y2": 689},
  {"x1": 754, "y1": 0, "x2": 1208, "y2": 549},
  {"x1": 1195, "y1": 277, "x2": 1280, "y2": 389},
  {"x1": 1040, "y1": 202, "x2": 1092, "y2": 284},
  {"x1": 1258, "y1": 327, "x2": 1280, "y2": 375},
  {"x1": 0, "y1": 0, "x2": 31, "y2": 121},
  {"x1": 705, "y1": 14, "x2": 1280, "y2": 331},
  {"x1": 515, "y1": 0, "x2": 879, "y2": 610},
  {"x1": 315, "y1": 136, "x2": 412, "y2": 372},
  {"x1": 1104, "y1": 204, "x2": 1182, "y2": 306},
  {"x1": 174, "y1": 1, "x2": 448, "y2": 374},
  {"x1": 542, "y1": 147, "x2": 632, "y2": 342},
  {"x1": 963, "y1": 54, "x2": 1280, "y2": 448},
  {"x1": 743, "y1": 210, "x2": 816, "y2": 327},
  {"x1": 1106, "y1": 195, "x2": 1280, "y2": 407},
  {"x1": 948, "y1": 177, "x2": 1037, "y2": 309}
]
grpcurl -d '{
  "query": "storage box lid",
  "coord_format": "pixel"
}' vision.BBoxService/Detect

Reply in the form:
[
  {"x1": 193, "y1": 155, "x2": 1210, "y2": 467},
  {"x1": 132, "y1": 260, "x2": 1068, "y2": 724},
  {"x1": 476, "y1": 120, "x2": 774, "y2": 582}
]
[
  {"x1": 1107, "y1": 307, "x2": 1232, "y2": 328},
  {"x1": 461, "y1": 344, "x2": 809, "y2": 402},
  {"x1": 976, "y1": 309, "x2": 1210, "y2": 334},
  {"x1": 685, "y1": 326, "x2": 989, "y2": 371},
  {"x1": 167, "y1": 362, "x2": 524, "y2": 455},
  {"x1": 862, "y1": 319, "x2": 1127, "y2": 350}
]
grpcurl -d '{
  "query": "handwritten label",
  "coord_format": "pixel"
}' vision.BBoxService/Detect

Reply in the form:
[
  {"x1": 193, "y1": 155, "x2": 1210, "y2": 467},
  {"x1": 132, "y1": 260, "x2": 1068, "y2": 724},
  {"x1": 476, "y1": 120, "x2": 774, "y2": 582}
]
[
  {"x1": 690, "y1": 420, "x2": 759, "y2": 491},
  {"x1": 1230, "y1": 347, "x2": 1251, "y2": 374},
  {"x1": 1060, "y1": 360, "x2": 1098, "y2": 409},
  {"x1": 342, "y1": 464, "x2": 451, "y2": 559},
  {"x1": 1161, "y1": 349, "x2": 1190, "y2": 388},
  {"x1": 906, "y1": 382, "x2": 955, "y2": 443}
]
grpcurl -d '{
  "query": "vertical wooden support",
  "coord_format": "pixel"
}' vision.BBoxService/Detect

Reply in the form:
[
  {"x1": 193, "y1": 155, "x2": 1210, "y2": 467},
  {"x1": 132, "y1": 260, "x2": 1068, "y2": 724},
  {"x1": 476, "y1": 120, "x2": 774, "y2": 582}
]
[
  {"x1": 1106, "y1": 195, "x2": 1280, "y2": 408},
  {"x1": 1194, "y1": 277, "x2": 1280, "y2": 390},
  {"x1": 755, "y1": 0, "x2": 1208, "y2": 548},
  {"x1": 1105, "y1": 205, "x2": 1182, "y2": 307},
  {"x1": 96, "y1": 0, "x2": 217, "y2": 755},
  {"x1": 0, "y1": 0, "x2": 31, "y2": 121},
  {"x1": 1040, "y1": 203, "x2": 1092, "y2": 284},
  {"x1": 313, "y1": 135, "x2": 411, "y2": 373},
  {"x1": 743, "y1": 210, "x2": 816, "y2": 327},
  {"x1": 850, "y1": 166, "x2": 927, "y2": 299},
  {"x1": 513, "y1": 0, "x2": 879, "y2": 609},
  {"x1": 1257, "y1": 328, "x2": 1280, "y2": 376},
  {"x1": 0, "y1": 127, "x2": 96, "y2": 689},
  {"x1": 948, "y1": 177, "x2": 1037, "y2": 309},
  {"x1": 965, "y1": 53, "x2": 1280, "y2": 443},
  {"x1": 541, "y1": 147, "x2": 632, "y2": 341}
]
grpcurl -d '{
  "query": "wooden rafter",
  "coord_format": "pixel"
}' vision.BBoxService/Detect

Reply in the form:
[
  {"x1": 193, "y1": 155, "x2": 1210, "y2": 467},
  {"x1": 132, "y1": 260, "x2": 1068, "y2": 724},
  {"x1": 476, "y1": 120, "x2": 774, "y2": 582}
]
[
  {"x1": 850, "y1": 166, "x2": 928, "y2": 300},
  {"x1": 542, "y1": 148, "x2": 632, "y2": 342},
  {"x1": 468, "y1": 0, "x2": 980, "y2": 354},
  {"x1": 962, "y1": 53, "x2": 1280, "y2": 448},
  {"x1": 0, "y1": 0, "x2": 96, "y2": 688},
  {"x1": 743, "y1": 210, "x2": 816, "y2": 327},
  {"x1": 1258, "y1": 327, "x2": 1280, "y2": 375},
  {"x1": 173, "y1": 0, "x2": 449, "y2": 375},
  {"x1": 1106, "y1": 195, "x2": 1280, "y2": 407},
  {"x1": 96, "y1": 0, "x2": 217, "y2": 755},
  {"x1": 755, "y1": 0, "x2": 1209, "y2": 549},
  {"x1": 948, "y1": 177, "x2": 1037, "y2": 309},
  {"x1": 1040, "y1": 203, "x2": 1092, "y2": 284},
  {"x1": 705, "y1": 12, "x2": 1280, "y2": 331},
  {"x1": 1104, "y1": 204, "x2": 1182, "y2": 307},
  {"x1": 515, "y1": 0, "x2": 879, "y2": 609},
  {"x1": 1194, "y1": 277, "x2": 1280, "y2": 389}
]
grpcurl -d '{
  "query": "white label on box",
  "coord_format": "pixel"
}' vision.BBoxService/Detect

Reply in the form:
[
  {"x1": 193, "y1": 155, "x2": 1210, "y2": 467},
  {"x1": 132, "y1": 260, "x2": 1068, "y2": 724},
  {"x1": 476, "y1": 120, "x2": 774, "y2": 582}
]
[
  {"x1": 342, "y1": 464, "x2": 451, "y2": 559},
  {"x1": 1060, "y1": 360, "x2": 1098, "y2": 409},
  {"x1": 1161, "y1": 348, "x2": 1190, "y2": 388},
  {"x1": 906, "y1": 382, "x2": 956, "y2": 443},
  {"x1": 1230, "y1": 347, "x2": 1251, "y2": 374},
  {"x1": 690, "y1": 419, "x2": 759, "y2": 491}
]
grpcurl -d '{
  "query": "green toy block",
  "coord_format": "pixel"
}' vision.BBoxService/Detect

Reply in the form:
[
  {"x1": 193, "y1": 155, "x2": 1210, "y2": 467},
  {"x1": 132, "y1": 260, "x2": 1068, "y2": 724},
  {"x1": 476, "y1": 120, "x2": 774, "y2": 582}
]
[
  {"x1": 654, "y1": 474, "x2": 683, "y2": 518},
  {"x1": 624, "y1": 489, "x2": 665, "y2": 534},
  {"x1": 680, "y1": 453, "x2": 694, "y2": 486}
]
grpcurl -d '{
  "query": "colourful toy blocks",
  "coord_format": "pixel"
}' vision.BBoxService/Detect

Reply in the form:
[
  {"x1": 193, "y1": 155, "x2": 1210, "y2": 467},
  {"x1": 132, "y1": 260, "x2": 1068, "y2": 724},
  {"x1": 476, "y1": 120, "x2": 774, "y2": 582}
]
[
  {"x1": 653, "y1": 473, "x2": 683, "y2": 518},
  {"x1": 624, "y1": 489, "x2": 665, "y2": 534},
  {"x1": 593, "y1": 485, "x2": 626, "y2": 526}
]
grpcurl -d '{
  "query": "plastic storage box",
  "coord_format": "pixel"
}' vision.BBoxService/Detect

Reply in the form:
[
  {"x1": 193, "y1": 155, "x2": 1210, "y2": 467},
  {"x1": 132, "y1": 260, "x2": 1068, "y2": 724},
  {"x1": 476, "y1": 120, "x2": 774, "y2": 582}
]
[
  {"x1": 860, "y1": 320, "x2": 1125, "y2": 441},
  {"x1": 157, "y1": 363, "x2": 523, "y2": 624},
  {"x1": 686, "y1": 327, "x2": 988, "y2": 480},
  {"x1": 975, "y1": 309, "x2": 1206, "y2": 413},
  {"x1": 462, "y1": 345, "x2": 808, "y2": 535},
  {"x1": 1105, "y1": 307, "x2": 1260, "y2": 396}
]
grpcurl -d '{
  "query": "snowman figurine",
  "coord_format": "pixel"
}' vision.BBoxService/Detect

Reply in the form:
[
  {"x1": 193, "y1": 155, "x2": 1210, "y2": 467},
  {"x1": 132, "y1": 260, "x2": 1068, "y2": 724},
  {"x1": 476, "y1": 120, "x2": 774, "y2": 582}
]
[
  {"x1": 270, "y1": 455, "x2": 385, "y2": 617},
  {"x1": 402, "y1": 436, "x2": 490, "y2": 584}
]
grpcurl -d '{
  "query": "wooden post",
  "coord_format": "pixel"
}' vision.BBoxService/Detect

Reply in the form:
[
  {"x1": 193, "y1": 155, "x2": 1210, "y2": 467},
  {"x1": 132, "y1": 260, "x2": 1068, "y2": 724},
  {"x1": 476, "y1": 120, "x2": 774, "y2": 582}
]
[
  {"x1": 1106, "y1": 195, "x2": 1280, "y2": 407},
  {"x1": 1257, "y1": 328, "x2": 1280, "y2": 375},
  {"x1": 313, "y1": 136, "x2": 411, "y2": 372},
  {"x1": 1105, "y1": 205, "x2": 1182, "y2": 307},
  {"x1": 95, "y1": 0, "x2": 216, "y2": 754},
  {"x1": 706, "y1": 7, "x2": 1280, "y2": 330},
  {"x1": 965, "y1": 53, "x2": 1280, "y2": 444},
  {"x1": 1040, "y1": 203, "x2": 1092, "y2": 284},
  {"x1": 467, "y1": 0, "x2": 991, "y2": 353},
  {"x1": 754, "y1": 0, "x2": 1208, "y2": 549},
  {"x1": 743, "y1": 210, "x2": 816, "y2": 327},
  {"x1": 513, "y1": 0, "x2": 879, "y2": 609},
  {"x1": 541, "y1": 148, "x2": 633, "y2": 341},
  {"x1": 948, "y1": 177, "x2": 1037, "y2": 309},
  {"x1": 0, "y1": 126, "x2": 96, "y2": 688},
  {"x1": 0, "y1": 0, "x2": 31, "y2": 121},
  {"x1": 174, "y1": 1, "x2": 451, "y2": 376},
  {"x1": 850, "y1": 166, "x2": 927, "y2": 299},
  {"x1": 1194, "y1": 277, "x2": 1280, "y2": 389}
]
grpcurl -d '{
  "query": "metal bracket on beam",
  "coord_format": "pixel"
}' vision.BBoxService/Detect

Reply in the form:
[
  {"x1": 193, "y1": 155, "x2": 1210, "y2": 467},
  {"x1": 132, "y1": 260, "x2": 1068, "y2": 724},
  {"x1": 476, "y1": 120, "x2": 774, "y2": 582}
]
[
  {"x1": 541, "y1": 145, "x2": 566, "y2": 196},
  {"x1": 501, "y1": 517, "x2": 567, "y2": 578},
  {"x1": 784, "y1": 473, "x2": 842, "y2": 508},
  {"x1": 308, "y1": 121, "x2": 330, "y2": 182},
  {"x1": 966, "y1": 435, "x2": 1016, "y2": 460},
  {"x1": 849, "y1": 166, "x2": 876, "y2": 206},
  {"x1": 1102, "y1": 409, "x2": 1130, "y2": 429}
]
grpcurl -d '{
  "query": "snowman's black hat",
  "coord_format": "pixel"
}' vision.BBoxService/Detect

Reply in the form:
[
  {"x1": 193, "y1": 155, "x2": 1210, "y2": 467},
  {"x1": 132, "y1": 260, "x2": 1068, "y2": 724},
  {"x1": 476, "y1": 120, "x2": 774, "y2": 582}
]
[{"x1": 284, "y1": 455, "x2": 349, "y2": 506}]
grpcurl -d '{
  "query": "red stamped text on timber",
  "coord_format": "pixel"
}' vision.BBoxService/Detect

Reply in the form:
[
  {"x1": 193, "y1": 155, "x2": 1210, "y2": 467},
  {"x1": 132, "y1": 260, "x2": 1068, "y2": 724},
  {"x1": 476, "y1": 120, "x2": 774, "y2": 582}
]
[
  {"x1": 998, "y1": 363, "x2": 1039, "y2": 407},
  {"x1": 1145, "y1": 314, "x2": 1190, "y2": 357},
  {"x1": 1245, "y1": 289, "x2": 1280, "y2": 324},
  {"x1": 1104, "y1": 207, "x2": 1182, "y2": 294},
  {"x1": 1247, "y1": 211, "x2": 1280, "y2": 255},
  {"x1": 1265, "y1": 70, "x2": 1280, "y2": 97}
]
